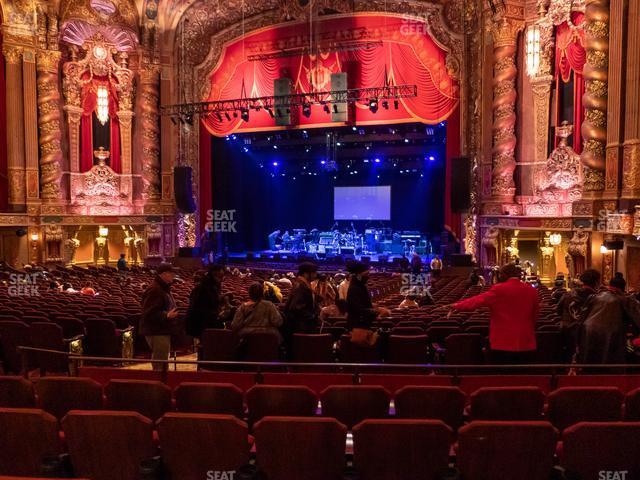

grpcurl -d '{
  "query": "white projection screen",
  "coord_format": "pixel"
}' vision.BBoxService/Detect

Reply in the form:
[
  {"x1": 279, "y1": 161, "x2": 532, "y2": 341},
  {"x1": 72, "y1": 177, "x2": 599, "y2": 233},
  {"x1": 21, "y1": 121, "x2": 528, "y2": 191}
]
[{"x1": 334, "y1": 186, "x2": 391, "y2": 220}]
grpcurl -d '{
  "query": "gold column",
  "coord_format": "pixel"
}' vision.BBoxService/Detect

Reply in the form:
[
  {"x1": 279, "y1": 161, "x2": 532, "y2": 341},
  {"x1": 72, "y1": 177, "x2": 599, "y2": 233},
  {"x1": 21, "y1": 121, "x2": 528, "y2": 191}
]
[
  {"x1": 160, "y1": 64, "x2": 175, "y2": 206},
  {"x1": 581, "y1": 0, "x2": 610, "y2": 193},
  {"x1": 22, "y1": 48, "x2": 40, "y2": 208},
  {"x1": 490, "y1": 18, "x2": 522, "y2": 203},
  {"x1": 621, "y1": 0, "x2": 640, "y2": 198},
  {"x1": 3, "y1": 45, "x2": 26, "y2": 210},
  {"x1": 36, "y1": 50, "x2": 64, "y2": 201},
  {"x1": 138, "y1": 61, "x2": 161, "y2": 200}
]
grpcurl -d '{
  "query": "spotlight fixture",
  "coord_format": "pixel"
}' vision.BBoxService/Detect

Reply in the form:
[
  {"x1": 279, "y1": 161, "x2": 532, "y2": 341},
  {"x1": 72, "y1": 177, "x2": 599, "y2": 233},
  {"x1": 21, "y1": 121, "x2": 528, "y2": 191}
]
[
  {"x1": 369, "y1": 98, "x2": 378, "y2": 113},
  {"x1": 323, "y1": 104, "x2": 330, "y2": 114},
  {"x1": 215, "y1": 112, "x2": 223, "y2": 122},
  {"x1": 225, "y1": 112, "x2": 231, "y2": 121},
  {"x1": 272, "y1": 161, "x2": 279, "y2": 166},
  {"x1": 382, "y1": 99, "x2": 389, "y2": 109},
  {"x1": 240, "y1": 108, "x2": 250, "y2": 122},
  {"x1": 333, "y1": 104, "x2": 339, "y2": 113},
  {"x1": 267, "y1": 108, "x2": 274, "y2": 118},
  {"x1": 302, "y1": 103, "x2": 311, "y2": 117},
  {"x1": 233, "y1": 111, "x2": 238, "y2": 118},
  {"x1": 394, "y1": 99, "x2": 399, "y2": 109}
]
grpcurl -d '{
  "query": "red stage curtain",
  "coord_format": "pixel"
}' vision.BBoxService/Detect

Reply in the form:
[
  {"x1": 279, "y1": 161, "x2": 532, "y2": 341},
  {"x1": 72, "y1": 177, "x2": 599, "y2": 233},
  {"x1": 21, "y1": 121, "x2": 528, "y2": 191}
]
[
  {"x1": 80, "y1": 77, "x2": 122, "y2": 173},
  {"x1": 0, "y1": 30, "x2": 8, "y2": 211},
  {"x1": 202, "y1": 14, "x2": 459, "y2": 136},
  {"x1": 444, "y1": 105, "x2": 461, "y2": 243},
  {"x1": 555, "y1": 13, "x2": 585, "y2": 152}
]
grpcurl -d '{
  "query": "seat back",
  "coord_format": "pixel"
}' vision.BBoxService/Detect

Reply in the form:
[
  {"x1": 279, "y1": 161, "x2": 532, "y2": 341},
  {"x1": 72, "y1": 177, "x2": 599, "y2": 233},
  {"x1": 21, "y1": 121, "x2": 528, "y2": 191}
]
[
  {"x1": 254, "y1": 417, "x2": 347, "y2": 480},
  {"x1": 562, "y1": 422, "x2": 640, "y2": 480},
  {"x1": 291, "y1": 334, "x2": 334, "y2": 363},
  {"x1": 54, "y1": 317, "x2": 85, "y2": 338},
  {"x1": 158, "y1": 413, "x2": 250, "y2": 480},
  {"x1": 626, "y1": 387, "x2": 640, "y2": 420},
  {"x1": 339, "y1": 335, "x2": 382, "y2": 363},
  {"x1": 0, "y1": 408, "x2": 61, "y2": 476},
  {"x1": 394, "y1": 386, "x2": 465, "y2": 429},
  {"x1": 0, "y1": 321, "x2": 31, "y2": 373},
  {"x1": 246, "y1": 385, "x2": 317, "y2": 425},
  {"x1": 320, "y1": 385, "x2": 390, "y2": 428},
  {"x1": 547, "y1": 387, "x2": 624, "y2": 431},
  {"x1": 386, "y1": 335, "x2": 428, "y2": 364},
  {"x1": 241, "y1": 332, "x2": 280, "y2": 362},
  {"x1": 62, "y1": 411, "x2": 155, "y2": 480},
  {"x1": 445, "y1": 334, "x2": 484, "y2": 365},
  {"x1": 29, "y1": 322, "x2": 68, "y2": 374},
  {"x1": 353, "y1": 419, "x2": 452, "y2": 480},
  {"x1": 174, "y1": 382, "x2": 244, "y2": 417},
  {"x1": 36, "y1": 377, "x2": 103, "y2": 419},
  {"x1": 0, "y1": 376, "x2": 35, "y2": 407},
  {"x1": 425, "y1": 326, "x2": 460, "y2": 344},
  {"x1": 200, "y1": 329, "x2": 238, "y2": 362},
  {"x1": 470, "y1": 387, "x2": 545, "y2": 421},
  {"x1": 458, "y1": 421, "x2": 558, "y2": 480},
  {"x1": 534, "y1": 331, "x2": 565, "y2": 363},
  {"x1": 105, "y1": 379, "x2": 172, "y2": 421},
  {"x1": 84, "y1": 319, "x2": 119, "y2": 357}
]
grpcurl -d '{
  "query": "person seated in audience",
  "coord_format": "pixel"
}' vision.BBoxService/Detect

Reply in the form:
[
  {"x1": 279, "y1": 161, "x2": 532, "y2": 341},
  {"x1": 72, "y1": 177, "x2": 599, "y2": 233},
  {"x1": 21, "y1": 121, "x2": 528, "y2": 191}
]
[
  {"x1": 337, "y1": 273, "x2": 351, "y2": 300},
  {"x1": 140, "y1": 263, "x2": 179, "y2": 371},
  {"x1": 62, "y1": 282, "x2": 78, "y2": 293},
  {"x1": 231, "y1": 282, "x2": 283, "y2": 342},
  {"x1": 48, "y1": 279, "x2": 60, "y2": 290},
  {"x1": 218, "y1": 293, "x2": 237, "y2": 326},
  {"x1": 320, "y1": 298, "x2": 348, "y2": 322},
  {"x1": 468, "y1": 268, "x2": 486, "y2": 287},
  {"x1": 275, "y1": 275, "x2": 292, "y2": 287},
  {"x1": 117, "y1": 253, "x2": 128, "y2": 274},
  {"x1": 398, "y1": 295, "x2": 419, "y2": 309},
  {"x1": 577, "y1": 273, "x2": 640, "y2": 364},
  {"x1": 283, "y1": 263, "x2": 319, "y2": 339},
  {"x1": 311, "y1": 273, "x2": 337, "y2": 308},
  {"x1": 185, "y1": 264, "x2": 225, "y2": 339},
  {"x1": 263, "y1": 280, "x2": 283, "y2": 303},
  {"x1": 411, "y1": 252, "x2": 423, "y2": 275},
  {"x1": 80, "y1": 281, "x2": 96, "y2": 296},
  {"x1": 449, "y1": 263, "x2": 539, "y2": 365}
]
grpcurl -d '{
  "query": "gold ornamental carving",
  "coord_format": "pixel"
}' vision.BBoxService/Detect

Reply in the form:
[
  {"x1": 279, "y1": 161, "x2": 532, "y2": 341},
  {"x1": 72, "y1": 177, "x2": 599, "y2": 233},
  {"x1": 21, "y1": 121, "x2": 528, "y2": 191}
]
[
  {"x1": 139, "y1": 59, "x2": 161, "y2": 200},
  {"x1": 580, "y1": 0, "x2": 609, "y2": 191},
  {"x1": 490, "y1": 17, "x2": 522, "y2": 201},
  {"x1": 531, "y1": 76, "x2": 554, "y2": 163},
  {"x1": 2, "y1": 45, "x2": 23, "y2": 64},
  {"x1": 37, "y1": 50, "x2": 64, "y2": 200},
  {"x1": 622, "y1": 141, "x2": 640, "y2": 197}
]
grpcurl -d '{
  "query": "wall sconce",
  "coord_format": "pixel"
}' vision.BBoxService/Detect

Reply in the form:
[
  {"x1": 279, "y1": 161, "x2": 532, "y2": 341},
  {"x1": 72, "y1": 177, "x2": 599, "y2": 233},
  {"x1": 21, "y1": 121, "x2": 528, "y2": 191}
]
[
  {"x1": 98, "y1": 226, "x2": 109, "y2": 237},
  {"x1": 600, "y1": 244, "x2": 609, "y2": 255},
  {"x1": 30, "y1": 232, "x2": 39, "y2": 242},
  {"x1": 526, "y1": 24, "x2": 541, "y2": 77},
  {"x1": 549, "y1": 233, "x2": 562, "y2": 246}
]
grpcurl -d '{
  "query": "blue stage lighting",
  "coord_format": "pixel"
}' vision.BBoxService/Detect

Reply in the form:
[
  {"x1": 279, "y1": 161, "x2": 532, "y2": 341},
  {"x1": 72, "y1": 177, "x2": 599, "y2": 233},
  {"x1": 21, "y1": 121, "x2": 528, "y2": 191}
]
[
  {"x1": 231, "y1": 135, "x2": 237, "y2": 140},
  {"x1": 273, "y1": 145, "x2": 278, "y2": 150},
  {"x1": 428, "y1": 155, "x2": 435, "y2": 161},
  {"x1": 243, "y1": 147, "x2": 249, "y2": 153},
  {"x1": 320, "y1": 160, "x2": 326, "y2": 165},
  {"x1": 352, "y1": 126, "x2": 357, "y2": 131},
  {"x1": 374, "y1": 158, "x2": 381, "y2": 163},
  {"x1": 272, "y1": 161, "x2": 279, "y2": 166}
]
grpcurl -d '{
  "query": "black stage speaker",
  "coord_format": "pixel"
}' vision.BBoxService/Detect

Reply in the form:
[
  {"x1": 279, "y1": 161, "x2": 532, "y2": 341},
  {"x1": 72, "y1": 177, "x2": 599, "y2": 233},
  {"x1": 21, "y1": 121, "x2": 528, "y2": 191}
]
[
  {"x1": 451, "y1": 253, "x2": 473, "y2": 267},
  {"x1": 174, "y1": 166, "x2": 197, "y2": 213},
  {"x1": 451, "y1": 156, "x2": 471, "y2": 213},
  {"x1": 604, "y1": 239, "x2": 624, "y2": 250},
  {"x1": 15, "y1": 228, "x2": 27, "y2": 237}
]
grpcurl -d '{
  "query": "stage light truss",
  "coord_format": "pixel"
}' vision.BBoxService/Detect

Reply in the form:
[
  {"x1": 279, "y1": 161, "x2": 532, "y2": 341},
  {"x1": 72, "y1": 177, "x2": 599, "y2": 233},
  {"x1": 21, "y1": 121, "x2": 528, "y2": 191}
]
[
  {"x1": 246, "y1": 40, "x2": 383, "y2": 62},
  {"x1": 160, "y1": 84, "x2": 417, "y2": 120}
]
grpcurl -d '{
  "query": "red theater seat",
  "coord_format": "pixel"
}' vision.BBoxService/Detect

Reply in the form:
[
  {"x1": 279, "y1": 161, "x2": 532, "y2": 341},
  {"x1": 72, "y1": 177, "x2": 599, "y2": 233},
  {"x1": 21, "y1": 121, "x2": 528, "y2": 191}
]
[
  {"x1": 547, "y1": 387, "x2": 624, "y2": 431},
  {"x1": 625, "y1": 387, "x2": 640, "y2": 420},
  {"x1": 62, "y1": 411, "x2": 156, "y2": 480},
  {"x1": 339, "y1": 335, "x2": 382, "y2": 363},
  {"x1": 240, "y1": 332, "x2": 280, "y2": 362},
  {"x1": 157, "y1": 413, "x2": 251, "y2": 480},
  {"x1": 199, "y1": 329, "x2": 238, "y2": 366},
  {"x1": 458, "y1": 375, "x2": 552, "y2": 396},
  {"x1": 562, "y1": 422, "x2": 640, "y2": 479},
  {"x1": 359, "y1": 374, "x2": 452, "y2": 392},
  {"x1": 320, "y1": 385, "x2": 390, "y2": 428},
  {"x1": 444, "y1": 333, "x2": 485, "y2": 365},
  {"x1": 174, "y1": 382, "x2": 244, "y2": 417},
  {"x1": 246, "y1": 385, "x2": 317, "y2": 425},
  {"x1": 386, "y1": 335, "x2": 429, "y2": 364},
  {"x1": 470, "y1": 387, "x2": 545, "y2": 421},
  {"x1": 394, "y1": 386, "x2": 465, "y2": 429},
  {"x1": 105, "y1": 379, "x2": 172, "y2": 421},
  {"x1": 557, "y1": 374, "x2": 640, "y2": 393},
  {"x1": 291, "y1": 334, "x2": 334, "y2": 363},
  {"x1": 35, "y1": 377, "x2": 103, "y2": 419},
  {"x1": 0, "y1": 408, "x2": 61, "y2": 477},
  {"x1": 0, "y1": 376, "x2": 35, "y2": 408},
  {"x1": 254, "y1": 417, "x2": 347, "y2": 480},
  {"x1": 353, "y1": 419, "x2": 452, "y2": 480},
  {"x1": 457, "y1": 421, "x2": 558, "y2": 480},
  {"x1": 0, "y1": 321, "x2": 32, "y2": 374}
]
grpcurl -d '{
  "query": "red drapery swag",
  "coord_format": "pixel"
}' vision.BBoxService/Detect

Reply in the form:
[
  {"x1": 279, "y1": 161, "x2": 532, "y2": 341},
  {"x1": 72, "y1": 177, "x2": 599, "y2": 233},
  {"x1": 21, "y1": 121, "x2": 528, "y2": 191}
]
[
  {"x1": 202, "y1": 13, "x2": 459, "y2": 136},
  {"x1": 555, "y1": 12, "x2": 585, "y2": 153},
  {"x1": 0, "y1": 30, "x2": 8, "y2": 211},
  {"x1": 80, "y1": 75, "x2": 121, "y2": 173}
]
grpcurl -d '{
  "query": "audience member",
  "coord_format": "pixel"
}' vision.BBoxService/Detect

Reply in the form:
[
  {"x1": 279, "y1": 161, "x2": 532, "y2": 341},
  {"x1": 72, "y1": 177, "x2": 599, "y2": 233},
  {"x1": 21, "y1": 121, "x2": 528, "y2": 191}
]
[
  {"x1": 311, "y1": 273, "x2": 337, "y2": 308},
  {"x1": 80, "y1": 281, "x2": 96, "y2": 296},
  {"x1": 398, "y1": 295, "x2": 419, "y2": 309},
  {"x1": 320, "y1": 298, "x2": 348, "y2": 322},
  {"x1": 117, "y1": 253, "x2": 128, "y2": 273},
  {"x1": 411, "y1": 252, "x2": 423, "y2": 275},
  {"x1": 185, "y1": 264, "x2": 225, "y2": 339},
  {"x1": 231, "y1": 282, "x2": 283, "y2": 342},
  {"x1": 450, "y1": 263, "x2": 539, "y2": 364},
  {"x1": 430, "y1": 255, "x2": 442, "y2": 278},
  {"x1": 346, "y1": 261, "x2": 379, "y2": 331},
  {"x1": 283, "y1": 263, "x2": 319, "y2": 338},
  {"x1": 140, "y1": 263, "x2": 179, "y2": 371}
]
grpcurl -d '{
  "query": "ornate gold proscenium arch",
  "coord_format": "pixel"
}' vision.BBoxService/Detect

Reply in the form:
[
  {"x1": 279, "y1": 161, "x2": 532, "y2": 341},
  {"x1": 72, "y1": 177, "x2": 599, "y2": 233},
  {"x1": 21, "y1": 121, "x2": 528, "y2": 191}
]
[{"x1": 581, "y1": 0, "x2": 609, "y2": 192}]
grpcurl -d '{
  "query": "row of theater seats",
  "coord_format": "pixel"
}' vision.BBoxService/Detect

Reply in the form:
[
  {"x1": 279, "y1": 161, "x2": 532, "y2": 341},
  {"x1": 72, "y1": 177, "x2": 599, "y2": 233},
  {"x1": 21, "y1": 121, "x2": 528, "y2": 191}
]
[
  {"x1": 2, "y1": 408, "x2": 639, "y2": 480},
  {"x1": 3, "y1": 376, "x2": 640, "y2": 432}
]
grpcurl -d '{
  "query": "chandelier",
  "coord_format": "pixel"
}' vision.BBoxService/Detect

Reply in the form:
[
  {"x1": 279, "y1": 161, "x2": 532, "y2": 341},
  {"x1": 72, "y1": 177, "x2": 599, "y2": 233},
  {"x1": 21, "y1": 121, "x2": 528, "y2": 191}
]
[
  {"x1": 96, "y1": 85, "x2": 110, "y2": 125},
  {"x1": 549, "y1": 233, "x2": 562, "y2": 246}
]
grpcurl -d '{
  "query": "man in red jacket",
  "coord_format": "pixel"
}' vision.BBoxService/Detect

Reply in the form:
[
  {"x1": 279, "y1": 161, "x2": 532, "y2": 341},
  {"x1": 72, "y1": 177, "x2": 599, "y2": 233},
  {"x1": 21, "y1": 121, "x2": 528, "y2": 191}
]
[{"x1": 450, "y1": 263, "x2": 539, "y2": 364}]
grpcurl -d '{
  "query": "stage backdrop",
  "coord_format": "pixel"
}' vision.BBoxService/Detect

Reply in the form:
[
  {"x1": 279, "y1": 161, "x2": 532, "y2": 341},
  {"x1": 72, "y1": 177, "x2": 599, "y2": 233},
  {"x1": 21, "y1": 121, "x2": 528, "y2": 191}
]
[{"x1": 199, "y1": 12, "x2": 462, "y2": 240}]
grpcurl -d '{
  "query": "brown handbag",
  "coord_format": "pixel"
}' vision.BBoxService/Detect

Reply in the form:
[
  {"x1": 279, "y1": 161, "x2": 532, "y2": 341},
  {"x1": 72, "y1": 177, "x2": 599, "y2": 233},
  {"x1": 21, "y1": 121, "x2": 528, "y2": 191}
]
[{"x1": 350, "y1": 328, "x2": 379, "y2": 347}]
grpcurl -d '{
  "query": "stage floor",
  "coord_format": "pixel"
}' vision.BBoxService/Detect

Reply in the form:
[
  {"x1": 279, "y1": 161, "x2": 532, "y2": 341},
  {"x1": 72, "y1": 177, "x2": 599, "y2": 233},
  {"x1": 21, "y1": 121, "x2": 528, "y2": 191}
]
[{"x1": 226, "y1": 251, "x2": 436, "y2": 264}]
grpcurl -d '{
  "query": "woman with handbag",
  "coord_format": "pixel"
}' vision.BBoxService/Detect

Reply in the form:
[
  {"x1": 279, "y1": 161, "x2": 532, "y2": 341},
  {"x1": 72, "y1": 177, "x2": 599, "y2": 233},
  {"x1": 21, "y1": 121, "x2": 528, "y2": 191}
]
[{"x1": 346, "y1": 261, "x2": 380, "y2": 347}]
